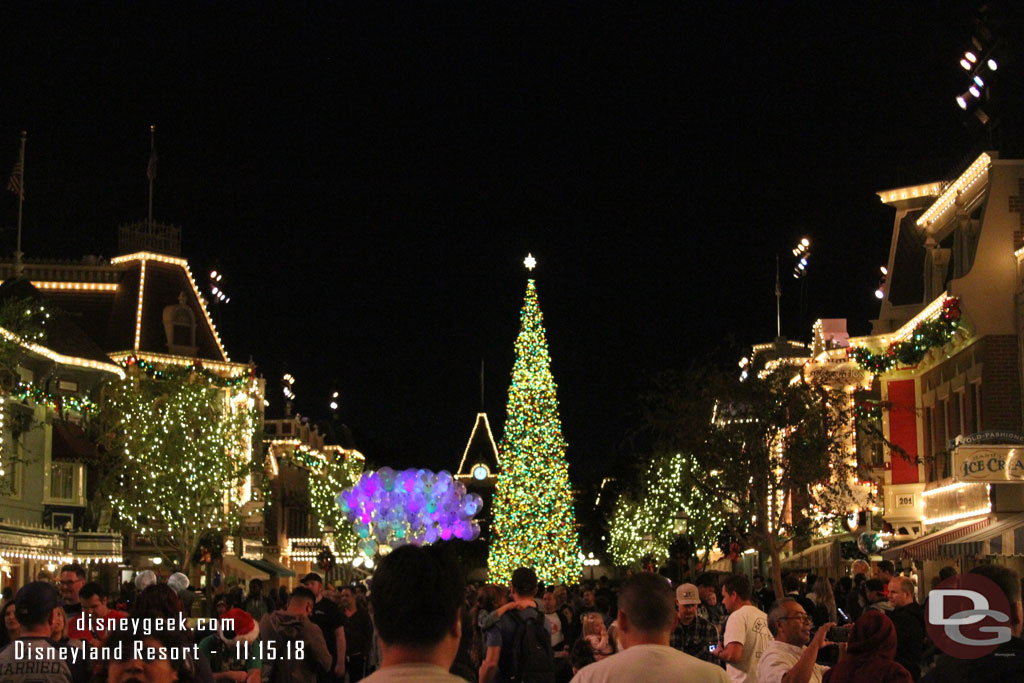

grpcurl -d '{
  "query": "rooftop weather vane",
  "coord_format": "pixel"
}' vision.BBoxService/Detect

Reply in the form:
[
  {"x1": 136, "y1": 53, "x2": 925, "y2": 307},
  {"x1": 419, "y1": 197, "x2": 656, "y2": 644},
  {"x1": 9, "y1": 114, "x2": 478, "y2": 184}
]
[{"x1": 524, "y1": 253, "x2": 537, "y2": 271}]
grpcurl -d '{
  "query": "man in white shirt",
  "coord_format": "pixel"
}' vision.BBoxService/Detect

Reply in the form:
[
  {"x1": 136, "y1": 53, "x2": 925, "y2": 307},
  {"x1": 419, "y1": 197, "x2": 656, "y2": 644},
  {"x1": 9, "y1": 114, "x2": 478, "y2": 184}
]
[
  {"x1": 756, "y1": 598, "x2": 833, "y2": 683},
  {"x1": 714, "y1": 574, "x2": 773, "y2": 683},
  {"x1": 571, "y1": 572, "x2": 728, "y2": 683}
]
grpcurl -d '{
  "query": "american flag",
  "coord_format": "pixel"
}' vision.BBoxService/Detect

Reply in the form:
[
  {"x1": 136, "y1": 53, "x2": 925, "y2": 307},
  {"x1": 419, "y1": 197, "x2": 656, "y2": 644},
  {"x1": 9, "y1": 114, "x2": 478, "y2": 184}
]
[
  {"x1": 146, "y1": 151, "x2": 157, "y2": 182},
  {"x1": 6, "y1": 159, "x2": 23, "y2": 197}
]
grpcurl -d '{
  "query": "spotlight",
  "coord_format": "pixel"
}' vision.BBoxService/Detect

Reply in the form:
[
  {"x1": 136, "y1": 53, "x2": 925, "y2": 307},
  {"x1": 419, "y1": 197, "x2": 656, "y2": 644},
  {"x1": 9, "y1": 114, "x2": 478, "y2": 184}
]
[
  {"x1": 956, "y1": 94, "x2": 970, "y2": 110},
  {"x1": 880, "y1": 266, "x2": 888, "y2": 275},
  {"x1": 965, "y1": 51, "x2": 977, "y2": 63},
  {"x1": 960, "y1": 58, "x2": 972, "y2": 71},
  {"x1": 875, "y1": 288, "x2": 885, "y2": 300}
]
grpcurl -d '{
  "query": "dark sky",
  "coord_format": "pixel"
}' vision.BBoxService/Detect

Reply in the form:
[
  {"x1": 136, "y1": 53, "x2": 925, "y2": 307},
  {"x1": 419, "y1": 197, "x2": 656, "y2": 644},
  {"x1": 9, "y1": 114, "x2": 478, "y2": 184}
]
[{"x1": 0, "y1": 3, "x2": 995, "y2": 483}]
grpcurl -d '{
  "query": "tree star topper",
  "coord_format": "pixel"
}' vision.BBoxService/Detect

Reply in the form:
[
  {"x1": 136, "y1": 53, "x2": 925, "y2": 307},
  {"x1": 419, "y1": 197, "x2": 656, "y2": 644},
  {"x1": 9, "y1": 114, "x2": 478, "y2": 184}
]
[{"x1": 524, "y1": 253, "x2": 537, "y2": 271}]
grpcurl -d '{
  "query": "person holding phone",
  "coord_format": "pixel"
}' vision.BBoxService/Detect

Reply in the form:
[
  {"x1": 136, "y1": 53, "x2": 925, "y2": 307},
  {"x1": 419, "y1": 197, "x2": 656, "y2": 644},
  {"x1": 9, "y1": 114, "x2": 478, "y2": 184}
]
[
  {"x1": 670, "y1": 584, "x2": 722, "y2": 666},
  {"x1": 756, "y1": 598, "x2": 832, "y2": 683}
]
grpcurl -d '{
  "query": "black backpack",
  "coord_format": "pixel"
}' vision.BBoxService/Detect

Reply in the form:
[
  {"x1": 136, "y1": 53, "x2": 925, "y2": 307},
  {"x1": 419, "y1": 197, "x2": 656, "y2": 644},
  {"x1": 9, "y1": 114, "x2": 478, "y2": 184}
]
[{"x1": 509, "y1": 610, "x2": 556, "y2": 683}]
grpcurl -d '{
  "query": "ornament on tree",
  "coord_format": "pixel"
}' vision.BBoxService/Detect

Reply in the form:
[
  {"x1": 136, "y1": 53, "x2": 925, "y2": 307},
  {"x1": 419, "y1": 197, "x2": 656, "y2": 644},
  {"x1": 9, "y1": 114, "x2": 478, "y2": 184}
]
[{"x1": 337, "y1": 467, "x2": 482, "y2": 557}]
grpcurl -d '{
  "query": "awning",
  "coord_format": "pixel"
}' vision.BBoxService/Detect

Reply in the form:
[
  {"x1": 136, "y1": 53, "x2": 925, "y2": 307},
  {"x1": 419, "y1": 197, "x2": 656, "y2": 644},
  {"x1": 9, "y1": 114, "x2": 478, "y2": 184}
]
[
  {"x1": 782, "y1": 540, "x2": 838, "y2": 571},
  {"x1": 242, "y1": 557, "x2": 295, "y2": 578},
  {"x1": 881, "y1": 517, "x2": 991, "y2": 562},
  {"x1": 708, "y1": 556, "x2": 733, "y2": 572},
  {"x1": 223, "y1": 555, "x2": 270, "y2": 581},
  {"x1": 940, "y1": 512, "x2": 1024, "y2": 558}
]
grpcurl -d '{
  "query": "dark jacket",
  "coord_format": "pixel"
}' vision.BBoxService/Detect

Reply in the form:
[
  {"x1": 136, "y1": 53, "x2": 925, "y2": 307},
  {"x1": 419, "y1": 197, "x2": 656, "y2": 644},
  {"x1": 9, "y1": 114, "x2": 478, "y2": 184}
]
[
  {"x1": 259, "y1": 611, "x2": 332, "y2": 683},
  {"x1": 921, "y1": 636, "x2": 1024, "y2": 680},
  {"x1": 888, "y1": 602, "x2": 925, "y2": 680}
]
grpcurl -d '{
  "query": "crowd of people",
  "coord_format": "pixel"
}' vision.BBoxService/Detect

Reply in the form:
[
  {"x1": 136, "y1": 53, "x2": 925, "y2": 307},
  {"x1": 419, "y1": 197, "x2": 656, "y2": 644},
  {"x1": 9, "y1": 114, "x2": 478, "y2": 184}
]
[{"x1": 1, "y1": 555, "x2": 1023, "y2": 683}]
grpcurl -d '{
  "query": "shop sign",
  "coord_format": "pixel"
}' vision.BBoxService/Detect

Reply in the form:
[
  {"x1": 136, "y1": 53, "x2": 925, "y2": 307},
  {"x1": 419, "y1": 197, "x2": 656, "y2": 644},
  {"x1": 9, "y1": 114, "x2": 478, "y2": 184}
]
[
  {"x1": 805, "y1": 362, "x2": 867, "y2": 389},
  {"x1": 953, "y1": 445, "x2": 1024, "y2": 483}
]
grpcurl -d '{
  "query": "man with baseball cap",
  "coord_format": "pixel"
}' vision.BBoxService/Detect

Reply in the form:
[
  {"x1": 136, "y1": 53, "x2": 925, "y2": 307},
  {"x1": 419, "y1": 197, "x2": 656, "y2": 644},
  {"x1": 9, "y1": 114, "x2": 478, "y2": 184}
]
[
  {"x1": 0, "y1": 582, "x2": 73, "y2": 683},
  {"x1": 301, "y1": 573, "x2": 346, "y2": 682},
  {"x1": 671, "y1": 583, "x2": 721, "y2": 665}
]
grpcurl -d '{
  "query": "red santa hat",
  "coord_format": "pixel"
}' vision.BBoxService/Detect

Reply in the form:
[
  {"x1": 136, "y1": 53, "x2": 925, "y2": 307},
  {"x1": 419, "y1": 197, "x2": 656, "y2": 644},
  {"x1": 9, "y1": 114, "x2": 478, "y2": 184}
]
[{"x1": 219, "y1": 608, "x2": 259, "y2": 646}]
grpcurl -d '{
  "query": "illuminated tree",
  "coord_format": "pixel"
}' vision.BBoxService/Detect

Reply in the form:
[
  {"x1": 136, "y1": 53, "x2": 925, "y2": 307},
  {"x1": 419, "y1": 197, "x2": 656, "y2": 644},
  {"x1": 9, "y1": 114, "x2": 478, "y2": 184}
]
[
  {"x1": 489, "y1": 279, "x2": 582, "y2": 585},
  {"x1": 310, "y1": 449, "x2": 364, "y2": 558},
  {"x1": 641, "y1": 366, "x2": 860, "y2": 599},
  {"x1": 103, "y1": 365, "x2": 256, "y2": 571},
  {"x1": 608, "y1": 452, "x2": 726, "y2": 569}
]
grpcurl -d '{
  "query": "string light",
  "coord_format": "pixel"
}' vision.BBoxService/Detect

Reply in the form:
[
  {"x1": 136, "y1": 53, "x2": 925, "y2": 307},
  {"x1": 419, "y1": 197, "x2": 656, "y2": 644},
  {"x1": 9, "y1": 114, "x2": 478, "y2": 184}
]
[
  {"x1": 30, "y1": 281, "x2": 119, "y2": 292},
  {"x1": 489, "y1": 279, "x2": 582, "y2": 585},
  {"x1": 916, "y1": 153, "x2": 991, "y2": 227},
  {"x1": 849, "y1": 297, "x2": 960, "y2": 374}
]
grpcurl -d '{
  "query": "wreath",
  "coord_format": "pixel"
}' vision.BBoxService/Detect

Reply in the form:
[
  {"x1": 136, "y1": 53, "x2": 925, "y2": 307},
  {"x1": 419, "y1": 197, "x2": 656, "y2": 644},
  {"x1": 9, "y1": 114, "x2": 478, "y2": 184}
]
[{"x1": 317, "y1": 548, "x2": 336, "y2": 573}]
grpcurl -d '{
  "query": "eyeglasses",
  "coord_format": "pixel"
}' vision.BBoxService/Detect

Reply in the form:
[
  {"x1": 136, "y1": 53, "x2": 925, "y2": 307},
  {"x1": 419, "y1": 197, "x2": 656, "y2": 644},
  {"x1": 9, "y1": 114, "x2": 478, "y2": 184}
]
[
  {"x1": 780, "y1": 614, "x2": 811, "y2": 623},
  {"x1": 59, "y1": 579, "x2": 83, "y2": 586}
]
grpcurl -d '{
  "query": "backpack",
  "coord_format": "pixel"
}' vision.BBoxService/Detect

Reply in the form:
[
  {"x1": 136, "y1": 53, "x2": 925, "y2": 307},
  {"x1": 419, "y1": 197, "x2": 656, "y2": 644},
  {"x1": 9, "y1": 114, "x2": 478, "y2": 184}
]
[{"x1": 509, "y1": 610, "x2": 556, "y2": 683}]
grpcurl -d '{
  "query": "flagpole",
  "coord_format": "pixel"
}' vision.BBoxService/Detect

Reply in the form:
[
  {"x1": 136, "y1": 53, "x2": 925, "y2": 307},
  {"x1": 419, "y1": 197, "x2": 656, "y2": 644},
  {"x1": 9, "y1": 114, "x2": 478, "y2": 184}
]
[
  {"x1": 775, "y1": 254, "x2": 781, "y2": 339},
  {"x1": 14, "y1": 130, "x2": 26, "y2": 278},
  {"x1": 147, "y1": 125, "x2": 155, "y2": 228}
]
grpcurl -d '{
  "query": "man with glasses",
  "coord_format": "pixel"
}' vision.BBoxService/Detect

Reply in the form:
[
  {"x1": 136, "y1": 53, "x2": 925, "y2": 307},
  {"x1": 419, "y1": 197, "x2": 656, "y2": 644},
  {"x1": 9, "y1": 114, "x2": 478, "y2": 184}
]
[
  {"x1": 58, "y1": 564, "x2": 86, "y2": 618},
  {"x1": 756, "y1": 598, "x2": 833, "y2": 683}
]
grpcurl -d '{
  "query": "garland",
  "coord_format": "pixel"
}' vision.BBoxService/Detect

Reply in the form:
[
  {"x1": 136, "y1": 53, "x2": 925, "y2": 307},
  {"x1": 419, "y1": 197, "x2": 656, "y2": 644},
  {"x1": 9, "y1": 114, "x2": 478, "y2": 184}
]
[
  {"x1": 121, "y1": 355, "x2": 251, "y2": 388},
  {"x1": 849, "y1": 298, "x2": 960, "y2": 375},
  {"x1": 11, "y1": 382, "x2": 97, "y2": 414}
]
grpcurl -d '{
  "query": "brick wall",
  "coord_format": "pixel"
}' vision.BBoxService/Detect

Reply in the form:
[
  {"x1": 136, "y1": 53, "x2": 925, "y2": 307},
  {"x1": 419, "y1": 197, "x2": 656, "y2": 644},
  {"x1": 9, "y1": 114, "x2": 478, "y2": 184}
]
[{"x1": 981, "y1": 335, "x2": 1023, "y2": 432}]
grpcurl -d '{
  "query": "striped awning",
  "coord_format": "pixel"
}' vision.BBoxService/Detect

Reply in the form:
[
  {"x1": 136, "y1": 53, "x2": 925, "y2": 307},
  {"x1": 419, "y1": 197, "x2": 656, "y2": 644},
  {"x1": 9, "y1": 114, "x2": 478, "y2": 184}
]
[
  {"x1": 881, "y1": 517, "x2": 992, "y2": 562},
  {"x1": 782, "y1": 540, "x2": 838, "y2": 571},
  {"x1": 940, "y1": 512, "x2": 1024, "y2": 558}
]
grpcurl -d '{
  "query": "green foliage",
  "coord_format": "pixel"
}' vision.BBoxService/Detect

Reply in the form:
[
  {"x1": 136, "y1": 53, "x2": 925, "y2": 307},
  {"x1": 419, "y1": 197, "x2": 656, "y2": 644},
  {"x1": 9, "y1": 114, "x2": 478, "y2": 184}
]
[
  {"x1": 309, "y1": 450, "x2": 364, "y2": 558},
  {"x1": 101, "y1": 367, "x2": 256, "y2": 570}
]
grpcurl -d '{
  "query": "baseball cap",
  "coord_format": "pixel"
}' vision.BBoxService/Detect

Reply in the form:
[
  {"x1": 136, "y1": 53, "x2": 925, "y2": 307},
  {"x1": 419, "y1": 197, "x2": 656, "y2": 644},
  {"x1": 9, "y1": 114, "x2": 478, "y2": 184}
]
[
  {"x1": 676, "y1": 583, "x2": 700, "y2": 606},
  {"x1": 15, "y1": 581, "x2": 63, "y2": 627},
  {"x1": 301, "y1": 572, "x2": 323, "y2": 584}
]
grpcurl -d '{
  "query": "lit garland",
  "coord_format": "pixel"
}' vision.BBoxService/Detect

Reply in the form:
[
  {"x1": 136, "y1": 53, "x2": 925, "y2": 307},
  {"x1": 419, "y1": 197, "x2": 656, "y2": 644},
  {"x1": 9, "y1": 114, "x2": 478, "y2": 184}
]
[
  {"x1": 489, "y1": 279, "x2": 582, "y2": 585},
  {"x1": 106, "y1": 366, "x2": 256, "y2": 568},
  {"x1": 849, "y1": 297, "x2": 960, "y2": 374},
  {"x1": 11, "y1": 383, "x2": 96, "y2": 414},
  {"x1": 120, "y1": 355, "x2": 250, "y2": 388},
  {"x1": 309, "y1": 450, "x2": 364, "y2": 559},
  {"x1": 608, "y1": 453, "x2": 727, "y2": 568}
]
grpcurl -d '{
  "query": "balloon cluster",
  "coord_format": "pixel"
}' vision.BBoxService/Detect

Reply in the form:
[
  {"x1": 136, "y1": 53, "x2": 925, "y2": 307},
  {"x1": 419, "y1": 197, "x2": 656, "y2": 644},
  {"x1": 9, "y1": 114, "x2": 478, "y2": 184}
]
[
  {"x1": 857, "y1": 531, "x2": 884, "y2": 555},
  {"x1": 337, "y1": 468, "x2": 483, "y2": 557}
]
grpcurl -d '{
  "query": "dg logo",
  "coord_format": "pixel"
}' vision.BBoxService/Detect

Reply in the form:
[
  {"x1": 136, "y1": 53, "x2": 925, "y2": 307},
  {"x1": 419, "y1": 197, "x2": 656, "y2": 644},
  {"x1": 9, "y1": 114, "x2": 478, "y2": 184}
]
[{"x1": 926, "y1": 573, "x2": 1012, "y2": 659}]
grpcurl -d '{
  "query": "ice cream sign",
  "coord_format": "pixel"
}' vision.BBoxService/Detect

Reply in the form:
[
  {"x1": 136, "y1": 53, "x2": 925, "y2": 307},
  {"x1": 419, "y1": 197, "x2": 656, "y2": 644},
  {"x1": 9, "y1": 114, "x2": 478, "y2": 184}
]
[{"x1": 953, "y1": 445, "x2": 1024, "y2": 482}]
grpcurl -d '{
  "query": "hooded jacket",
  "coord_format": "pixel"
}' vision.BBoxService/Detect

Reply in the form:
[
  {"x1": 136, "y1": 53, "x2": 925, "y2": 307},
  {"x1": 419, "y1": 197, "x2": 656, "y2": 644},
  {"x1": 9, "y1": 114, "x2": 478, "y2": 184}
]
[
  {"x1": 259, "y1": 611, "x2": 332, "y2": 683},
  {"x1": 824, "y1": 611, "x2": 913, "y2": 683},
  {"x1": 888, "y1": 601, "x2": 925, "y2": 680}
]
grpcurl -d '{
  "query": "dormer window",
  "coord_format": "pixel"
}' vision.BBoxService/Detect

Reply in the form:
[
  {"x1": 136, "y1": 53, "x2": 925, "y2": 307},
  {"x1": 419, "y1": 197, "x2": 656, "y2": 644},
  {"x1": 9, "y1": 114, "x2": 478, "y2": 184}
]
[{"x1": 162, "y1": 292, "x2": 198, "y2": 356}]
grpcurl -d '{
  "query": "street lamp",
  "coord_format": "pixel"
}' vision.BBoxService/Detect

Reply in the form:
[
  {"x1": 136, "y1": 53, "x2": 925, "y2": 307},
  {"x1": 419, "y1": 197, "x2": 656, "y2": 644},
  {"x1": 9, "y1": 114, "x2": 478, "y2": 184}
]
[{"x1": 581, "y1": 552, "x2": 601, "y2": 580}]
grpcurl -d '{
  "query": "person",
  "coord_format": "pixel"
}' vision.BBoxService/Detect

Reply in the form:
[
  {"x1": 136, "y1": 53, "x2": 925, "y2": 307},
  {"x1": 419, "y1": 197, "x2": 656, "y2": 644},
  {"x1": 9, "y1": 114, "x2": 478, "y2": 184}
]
[
  {"x1": 874, "y1": 562, "x2": 895, "y2": 589},
  {"x1": 360, "y1": 544, "x2": 467, "y2": 682},
  {"x1": 103, "y1": 626, "x2": 200, "y2": 683},
  {"x1": 568, "y1": 639, "x2": 595, "y2": 676},
  {"x1": 70, "y1": 581, "x2": 127, "y2": 647},
  {"x1": 260, "y1": 586, "x2": 332, "y2": 683},
  {"x1": 697, "y1": 574, "x2": 726, "y2": 632},
  {"x1": 714, "y1": 574, "x2": 772, "y2": 683},
  {"x1": 339, "y1": 586, "x2": 373, "y2": 682},
  {"x1": 58, "y1": 564, "x2": 86, "y2": 618},
  {"x1": 823, "y1": 611, "x2": 912, "y2": 683},
  {"x1": 0, "y1": 582, "x2": 73, "y2": 683},
  {"x1": 244, "y1": 580, "x2": 274, "y2": 622},
  {"x1": 756, "y1": 598, "x2": 831, "y2": 683},
  {"x1": 783, "y1": 576, "x2": 815, "y2": 622},
  {"x1": 540, "y1": 589, "x2": 570, "y2": 656},
  {"x1": 471, "y1": 585, "x2": 510, "y2": 667},
  {"x1": 0, "y1": 600, "x2": 18, "y2": 648},
  {"x1": 936, "y1": 566, "x2": 956, "y2": 583},
  {"x1": 582, "y1": 612, "x2": 614, "y2": 660},
  {"x1": 886, "y1": 577, "x2": 923, "y2": 681},
  {"x1": 569, "y1": 572, "x2": 728, "y2": 682},
  {"x1": 479, "y1": 567, "x2": 553, "y2": 683},
  {"x1": 135, "y1": 569, "x2": 158, "y2": 593},
  {"x1": 752, "y1": 577, "x2": 775, "y2": 614},
  {"x1": 845, "y1": 575, "x2": 866, "y2": 623},
  {"x1": 670, "y1": 583, "x2": 719, "y2": 664},
  {"x1": 862, "y1": 580, "x2": 892, "y2": 614},
  {"x1": 301, "y1": 573, "x2": 346, "y2": 682},
  {"x1": 809, "y1": 578, "x2": 836, "y2": 630},
  {"x1": 169, "y1": 572, "x2": 196, "y2": 617},
  {"x1": 920, "y1": 564, "x2": 1024, "y2": 679},
  {"x1": 198, "y1": 607, "x2": 261, "y2": 683}
]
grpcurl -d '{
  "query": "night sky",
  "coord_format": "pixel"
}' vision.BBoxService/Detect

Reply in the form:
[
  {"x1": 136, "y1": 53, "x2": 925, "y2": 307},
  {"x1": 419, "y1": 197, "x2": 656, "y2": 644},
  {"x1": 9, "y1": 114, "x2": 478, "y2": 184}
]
[{"x1": 0, "y1": 3, "x2": 995, "y2": 484}]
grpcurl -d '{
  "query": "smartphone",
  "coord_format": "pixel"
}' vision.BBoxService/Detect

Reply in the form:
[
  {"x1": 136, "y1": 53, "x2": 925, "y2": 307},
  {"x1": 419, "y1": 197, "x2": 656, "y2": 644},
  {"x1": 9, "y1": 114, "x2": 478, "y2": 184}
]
[
  {"x1": 708, "y1": 644, "x2": 716, "y2": 653},
  {"x1": 837, "y1": 608, "x2": 850, "y2": 622},
  {"x1": 827, "y1": 626, "x2": 849, "y2": 642}
]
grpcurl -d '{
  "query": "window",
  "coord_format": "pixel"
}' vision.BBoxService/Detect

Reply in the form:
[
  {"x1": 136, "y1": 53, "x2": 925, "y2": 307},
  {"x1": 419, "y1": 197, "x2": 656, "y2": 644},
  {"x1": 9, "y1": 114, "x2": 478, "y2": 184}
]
[
  {"x1": 973, "y1": 382, "x2": 983, "y2": 430},
  {"x1": 923, "y1": 408, "x2": 934, "y2": 481},
  {"x1": 45, "y1": 461, "x2": 85, "y2": 505}
]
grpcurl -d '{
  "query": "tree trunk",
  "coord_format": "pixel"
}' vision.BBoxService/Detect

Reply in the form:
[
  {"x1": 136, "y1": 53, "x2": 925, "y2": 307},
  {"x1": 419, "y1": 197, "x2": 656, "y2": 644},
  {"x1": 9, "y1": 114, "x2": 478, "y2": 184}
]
[{"x1": 769, "y1": 536, "x2": 784, "y2": 600}]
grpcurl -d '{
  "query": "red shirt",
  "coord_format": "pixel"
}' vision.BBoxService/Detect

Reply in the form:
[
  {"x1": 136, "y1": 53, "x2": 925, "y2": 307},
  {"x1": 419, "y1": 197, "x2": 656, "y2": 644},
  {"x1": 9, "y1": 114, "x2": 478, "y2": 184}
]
[{"x1": 69, "y1": 609, "x2": 128, "y2": 642}]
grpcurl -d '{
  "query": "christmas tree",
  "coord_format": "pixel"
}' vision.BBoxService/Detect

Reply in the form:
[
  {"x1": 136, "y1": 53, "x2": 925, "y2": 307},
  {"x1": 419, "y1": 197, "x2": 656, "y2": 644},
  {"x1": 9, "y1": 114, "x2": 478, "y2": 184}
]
[{"x1": 489, "y1": 269, "x2": 582, "y2": 585}]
